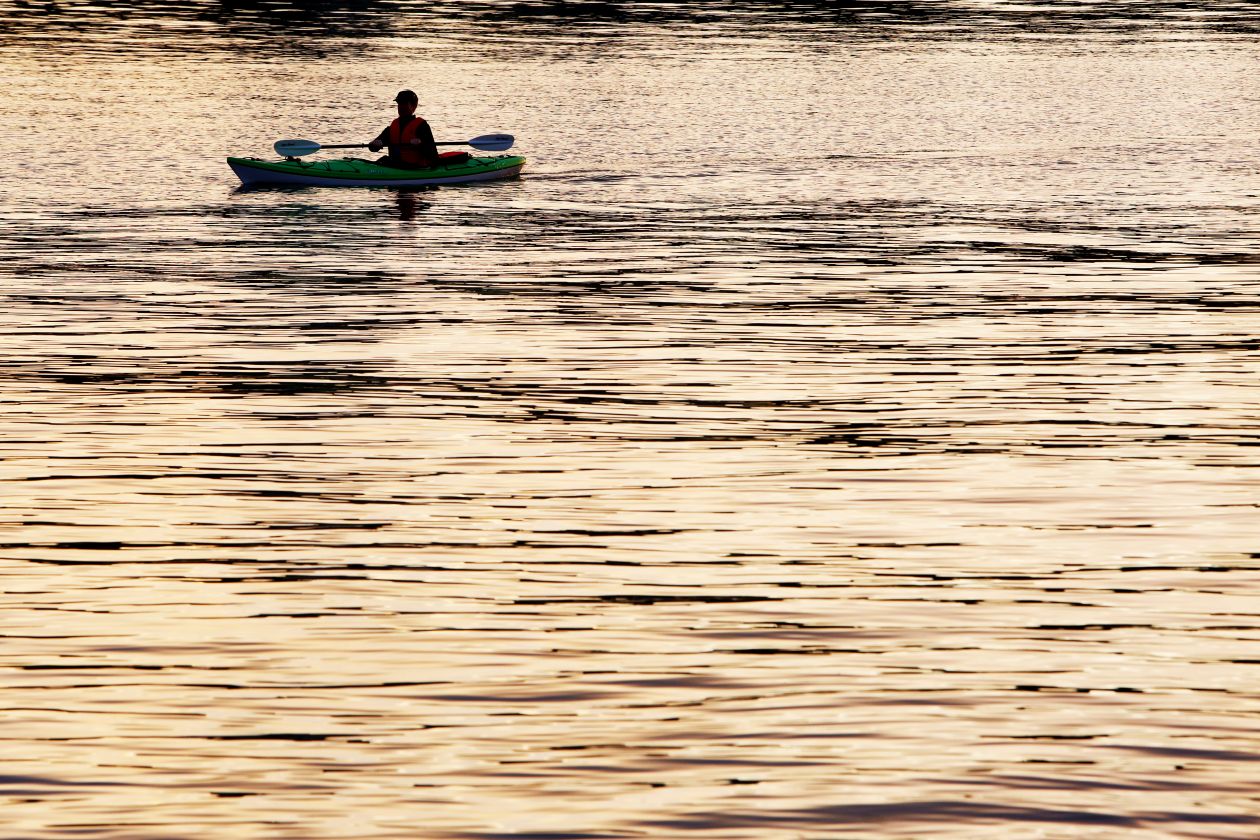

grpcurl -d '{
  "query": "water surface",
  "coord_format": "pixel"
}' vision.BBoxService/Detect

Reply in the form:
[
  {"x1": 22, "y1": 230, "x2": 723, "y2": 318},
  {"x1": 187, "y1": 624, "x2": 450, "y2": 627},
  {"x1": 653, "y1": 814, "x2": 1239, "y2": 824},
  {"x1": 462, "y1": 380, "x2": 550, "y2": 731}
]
[{"x1": 1, "y1": 3, "x2": 1258, "y2": 838}]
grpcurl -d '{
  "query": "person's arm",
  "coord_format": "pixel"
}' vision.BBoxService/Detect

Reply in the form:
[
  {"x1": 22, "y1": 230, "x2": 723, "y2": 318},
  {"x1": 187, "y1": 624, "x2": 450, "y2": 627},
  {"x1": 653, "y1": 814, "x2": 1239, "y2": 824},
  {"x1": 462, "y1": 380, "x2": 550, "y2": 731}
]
[
  {"x1": 414, "y1": 120, "x2": 438, "y2": 162},
  {"x1": 367, "y1": 127, "x2": 389, "y2": 153}
]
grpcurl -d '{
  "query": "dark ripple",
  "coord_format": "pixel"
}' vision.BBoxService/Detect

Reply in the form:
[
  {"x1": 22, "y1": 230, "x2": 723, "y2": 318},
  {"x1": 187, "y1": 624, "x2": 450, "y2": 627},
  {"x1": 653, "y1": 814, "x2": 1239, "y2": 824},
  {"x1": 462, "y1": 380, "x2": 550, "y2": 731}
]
[
  {"x1": 643, "y1": 800, "x2": 1260, "y2": 831},
  {"x1": 0, "y1": 774, "x2": 131, "y2": 789},
  {"x1": 5, "y1": 347, "x2": 1255, "y2": 460},
  {"x1": 5, "y1": 1, "x2": 1260, "y2": 58}
]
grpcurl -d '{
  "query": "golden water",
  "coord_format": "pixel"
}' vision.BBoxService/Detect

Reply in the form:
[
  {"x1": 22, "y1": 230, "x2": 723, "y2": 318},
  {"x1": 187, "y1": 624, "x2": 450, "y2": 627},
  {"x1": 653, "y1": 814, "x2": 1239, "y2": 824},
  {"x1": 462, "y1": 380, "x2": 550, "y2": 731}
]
[{"x1": 1, "y1": 3, "x2": 1258, "y2": 837}]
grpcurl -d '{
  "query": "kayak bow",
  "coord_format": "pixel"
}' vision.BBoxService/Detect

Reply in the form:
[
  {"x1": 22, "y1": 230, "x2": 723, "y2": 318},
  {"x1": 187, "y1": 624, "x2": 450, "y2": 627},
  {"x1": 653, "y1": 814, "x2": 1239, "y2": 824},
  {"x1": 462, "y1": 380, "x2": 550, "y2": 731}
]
[{"x1": 227, "y1": 154, "x2": 526, "y2": 187}]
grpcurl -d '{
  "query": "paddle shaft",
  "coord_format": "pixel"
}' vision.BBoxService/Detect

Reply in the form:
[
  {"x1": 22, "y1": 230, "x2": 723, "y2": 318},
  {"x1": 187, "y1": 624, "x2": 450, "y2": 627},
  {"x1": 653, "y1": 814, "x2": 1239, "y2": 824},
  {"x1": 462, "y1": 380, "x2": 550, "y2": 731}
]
[
  {"x1": 273, "y1": 134, "x2": 513, "y2": 157},
  {"x1": 313, "y1": 142, "x2": 470, "y2": 149}
]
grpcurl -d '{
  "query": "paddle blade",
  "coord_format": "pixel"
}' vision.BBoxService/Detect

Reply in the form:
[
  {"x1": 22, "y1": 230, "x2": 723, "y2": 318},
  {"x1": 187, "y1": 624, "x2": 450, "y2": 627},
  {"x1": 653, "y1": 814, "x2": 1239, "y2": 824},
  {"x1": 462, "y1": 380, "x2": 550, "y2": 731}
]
[
  {"x1": 274, "y1": 139, "x2": 321, "y2": 157},
  {"x1": 467, "y1": 133, "x2": 514, "y2": 152}
]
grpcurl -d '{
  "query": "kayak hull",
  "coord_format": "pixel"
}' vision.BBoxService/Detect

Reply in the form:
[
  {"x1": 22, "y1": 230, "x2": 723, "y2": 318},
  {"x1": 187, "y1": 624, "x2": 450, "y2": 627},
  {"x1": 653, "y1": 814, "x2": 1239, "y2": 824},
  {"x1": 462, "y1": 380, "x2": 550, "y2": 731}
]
[{"x1": 227, "y1": 155, "x2": 525, "y2": 187}]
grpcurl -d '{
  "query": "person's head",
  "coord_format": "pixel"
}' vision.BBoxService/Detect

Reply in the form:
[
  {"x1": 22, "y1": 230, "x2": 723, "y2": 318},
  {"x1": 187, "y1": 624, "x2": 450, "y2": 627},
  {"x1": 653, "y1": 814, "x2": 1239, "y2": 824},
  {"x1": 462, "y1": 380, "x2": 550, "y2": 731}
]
[{"x1": 393, "y1": 89, "x2": 418, "y2": 117}]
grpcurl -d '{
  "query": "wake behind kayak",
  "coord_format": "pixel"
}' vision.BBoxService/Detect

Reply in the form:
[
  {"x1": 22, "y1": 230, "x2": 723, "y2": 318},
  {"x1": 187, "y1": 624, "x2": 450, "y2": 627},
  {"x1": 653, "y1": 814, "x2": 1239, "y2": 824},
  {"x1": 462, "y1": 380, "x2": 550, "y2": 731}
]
[{"x1": 227, "y1": 154, "x2": 526, "y2": 187}]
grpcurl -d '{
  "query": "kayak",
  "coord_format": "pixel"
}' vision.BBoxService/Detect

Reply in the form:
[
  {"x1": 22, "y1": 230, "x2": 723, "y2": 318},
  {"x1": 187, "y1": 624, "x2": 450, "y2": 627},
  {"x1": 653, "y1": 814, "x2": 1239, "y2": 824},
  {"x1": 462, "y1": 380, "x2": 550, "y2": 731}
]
[{"x1": 227, "y1": 154, "x2": 526, "y2": 187}]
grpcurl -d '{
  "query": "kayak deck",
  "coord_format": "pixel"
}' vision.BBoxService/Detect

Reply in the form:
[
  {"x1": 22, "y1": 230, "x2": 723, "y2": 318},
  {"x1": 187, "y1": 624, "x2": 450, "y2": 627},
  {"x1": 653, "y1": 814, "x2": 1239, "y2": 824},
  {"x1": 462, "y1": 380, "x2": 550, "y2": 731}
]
[{"x1": 227, "y1": 154, "x2": 525, "y2": 187}]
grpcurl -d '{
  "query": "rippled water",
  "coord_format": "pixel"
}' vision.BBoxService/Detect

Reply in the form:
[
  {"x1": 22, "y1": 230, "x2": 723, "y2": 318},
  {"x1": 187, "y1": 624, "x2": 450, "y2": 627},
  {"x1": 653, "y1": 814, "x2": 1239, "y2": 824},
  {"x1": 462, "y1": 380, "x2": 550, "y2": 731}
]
[{"x1": 2, "y1": 3, "x2": 1259, "y2": 838}]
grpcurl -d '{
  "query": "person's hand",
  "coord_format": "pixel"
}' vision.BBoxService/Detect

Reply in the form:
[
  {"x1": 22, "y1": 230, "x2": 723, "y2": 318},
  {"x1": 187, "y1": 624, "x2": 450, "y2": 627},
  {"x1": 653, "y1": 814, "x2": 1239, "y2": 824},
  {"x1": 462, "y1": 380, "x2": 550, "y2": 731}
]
[
  {"x1": 368, "y1": 141, "x2": 382, "y2": 152},
  {"x1": 409, "y1": 138, "x2": 421, "y2": 145}
]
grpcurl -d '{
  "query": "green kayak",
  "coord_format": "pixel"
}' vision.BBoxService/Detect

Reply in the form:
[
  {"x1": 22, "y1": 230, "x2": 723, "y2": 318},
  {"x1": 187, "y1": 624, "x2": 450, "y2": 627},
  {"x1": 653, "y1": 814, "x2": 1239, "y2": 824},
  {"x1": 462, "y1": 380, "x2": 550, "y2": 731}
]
[{"x1": 227, "y1": 154, "x2": 526, "y2": 187}]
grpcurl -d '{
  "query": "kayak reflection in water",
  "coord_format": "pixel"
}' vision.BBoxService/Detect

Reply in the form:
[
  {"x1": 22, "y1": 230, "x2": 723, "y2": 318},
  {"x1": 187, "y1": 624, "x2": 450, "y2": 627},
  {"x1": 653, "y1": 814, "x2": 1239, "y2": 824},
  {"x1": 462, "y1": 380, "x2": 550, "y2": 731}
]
[
  {"x1": 395, "y1": 188, "x2": 434, "y2": 221},
  {"x1": 367, "y1": 89, "x2": 443, "y2": 169}
]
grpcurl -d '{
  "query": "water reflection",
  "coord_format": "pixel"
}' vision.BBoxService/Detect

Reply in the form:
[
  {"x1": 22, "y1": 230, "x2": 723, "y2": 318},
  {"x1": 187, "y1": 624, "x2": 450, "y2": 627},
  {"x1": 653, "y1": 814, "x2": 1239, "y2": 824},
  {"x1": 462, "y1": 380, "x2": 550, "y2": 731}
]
[
  {"x1": 229, "y1": 184, "x2": 434, "y2": 221},
  {"x1": 2, "y1": 4, "x2": 1260, "y2": 839},
  {"x1": 394, "y1": 187, "x2": 433, "y2": 221}
]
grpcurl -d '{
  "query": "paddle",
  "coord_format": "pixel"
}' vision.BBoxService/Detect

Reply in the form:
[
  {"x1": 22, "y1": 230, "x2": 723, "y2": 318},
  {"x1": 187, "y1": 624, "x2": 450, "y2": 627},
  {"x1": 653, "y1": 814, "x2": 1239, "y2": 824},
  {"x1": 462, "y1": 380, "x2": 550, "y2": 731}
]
[{"x1": 274, "y1": 133, "x2": 514, "y2": 157}]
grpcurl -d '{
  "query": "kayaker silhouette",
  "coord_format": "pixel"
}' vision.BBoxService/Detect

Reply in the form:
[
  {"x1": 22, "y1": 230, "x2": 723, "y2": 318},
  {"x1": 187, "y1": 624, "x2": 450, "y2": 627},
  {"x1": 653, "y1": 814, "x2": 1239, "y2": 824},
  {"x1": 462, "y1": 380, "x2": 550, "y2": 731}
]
[{"x1": 367, "y1": 90, "x2": 442, "y2": 169}]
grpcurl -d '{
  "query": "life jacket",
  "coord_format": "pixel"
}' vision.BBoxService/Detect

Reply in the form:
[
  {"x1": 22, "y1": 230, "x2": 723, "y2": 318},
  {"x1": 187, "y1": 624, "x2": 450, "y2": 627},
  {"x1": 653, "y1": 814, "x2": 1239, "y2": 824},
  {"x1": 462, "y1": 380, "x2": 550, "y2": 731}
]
[{"x1": 388, "y1": 115, "x2": 430, "y2": 165}]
